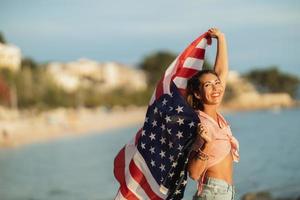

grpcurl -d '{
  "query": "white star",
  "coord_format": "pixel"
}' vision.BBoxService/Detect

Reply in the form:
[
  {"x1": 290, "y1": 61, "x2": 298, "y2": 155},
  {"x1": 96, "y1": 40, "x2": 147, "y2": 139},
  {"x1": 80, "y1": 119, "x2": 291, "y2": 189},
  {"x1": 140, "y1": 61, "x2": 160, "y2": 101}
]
[
  {"x1": 154, "y1": 107, "x2": 158, "y2": 113},
  {"x1": 169, "y1": 155, "x2": 174, "y2": 162},
  {"x1": 182, "y1": 180, "x2": 188, "y2": 186},
  {"x1": 141, "y1": 130, "x2": 146, "y2": 136},
  {"x1": 159, "y1": 111, "x2": 162, "y2": 117},
  {"x1": 152, "y1": 120, "x2": 157, "y2": 127},
  {"x1": 141, "y1": 142, "x2": 146, "y2": 149},
  {"x1": 177, "y1": 144, "x2": 183, "y2": 151},
  {"x1": 176, "y1": 131, "x2": 183, "y2": 139},
  {"x1": 175, "y1": 105, "x2": 184, "y2": 113},
  {"x1": 159, "y1": 150, "x2": 166, "y2": 158},
  {"x1": 149, "y1": 132, "x2": 156, "y2": 141},
  {"x1": 145, "y1": 117, "x2": 148, "y2": 123},
  {"x1": 149, "y1": 146, "x2": 155, "y2": 154},
  {"x1": 169, "y1": 172, "x2": 175, "y2": 178},
  {"x1": 188, "y1": 121, "x2": 195, "y2": 128},
  {"x1": 169, "y1": 106, "x2": 173, "y2": 111},
  {"x1": 172, "y1": 162, "x2": 177, "y2": 168},
  {"x1": 167, "y1": 128, "x2": 172, "y2": 135},
  {"x1": 159, "y1": 164, "x2": 165, "y2": 172},
  {"x1": 165, "y1": 115, "x2": 171, "y2": 123},
  {"x1": 160, "y1": 137, "x2": 166, "y2": 144},
  {"x1": 175, "y1": 189, "x2": 181, "y2": 195},
  {"x1": 180, "y1": 170, "x2": 185, "y2": 177},
  {"x1": 168, "y1": 141, "x2": 173, "y2": 148},
  {"x1": 162, "y1": 98, "x2": 168, "y2": 106},
  {"x1": 150, "y1": 160, "x2": 155, "y2": 167},
  {"x1": 160, "y1": 124, "x2": 166, "y2": 130},
  {"x1": 177, "y1": 118, "x2": 184, "y2": 125}
]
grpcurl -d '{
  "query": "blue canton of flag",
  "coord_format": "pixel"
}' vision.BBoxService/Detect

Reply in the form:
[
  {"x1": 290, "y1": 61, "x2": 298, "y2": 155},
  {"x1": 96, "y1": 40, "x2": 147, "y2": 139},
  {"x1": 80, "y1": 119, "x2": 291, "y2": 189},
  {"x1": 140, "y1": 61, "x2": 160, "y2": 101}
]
[{"x1": 137, "y1": 82, "x2": 200, "y2": 199}]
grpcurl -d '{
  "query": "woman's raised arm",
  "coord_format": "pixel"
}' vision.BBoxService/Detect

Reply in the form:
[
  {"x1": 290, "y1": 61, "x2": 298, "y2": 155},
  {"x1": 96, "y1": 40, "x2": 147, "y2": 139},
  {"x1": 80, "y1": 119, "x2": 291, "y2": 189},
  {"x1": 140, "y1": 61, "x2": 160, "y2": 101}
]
[{"x1": 208, "y1": 28, "x2": 229, "y2": 88}]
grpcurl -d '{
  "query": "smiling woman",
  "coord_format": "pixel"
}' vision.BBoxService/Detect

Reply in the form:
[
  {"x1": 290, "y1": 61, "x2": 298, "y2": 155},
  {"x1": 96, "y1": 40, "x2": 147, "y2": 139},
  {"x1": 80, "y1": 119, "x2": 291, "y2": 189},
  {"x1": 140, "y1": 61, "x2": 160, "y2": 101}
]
[{"x1": 186, "y1": 28, "x2": 240, "y2": 200}]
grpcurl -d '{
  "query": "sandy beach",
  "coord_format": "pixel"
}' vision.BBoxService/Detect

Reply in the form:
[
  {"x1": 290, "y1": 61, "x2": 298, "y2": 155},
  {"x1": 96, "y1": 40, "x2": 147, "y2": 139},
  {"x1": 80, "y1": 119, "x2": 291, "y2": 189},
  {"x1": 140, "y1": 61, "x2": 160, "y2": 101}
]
[
  {"x1": 0, "y1": 106, "x2": 147, "y2": 148},
  {"x1": 0, "y1": 96, "x2": 298, "y2": 148}
]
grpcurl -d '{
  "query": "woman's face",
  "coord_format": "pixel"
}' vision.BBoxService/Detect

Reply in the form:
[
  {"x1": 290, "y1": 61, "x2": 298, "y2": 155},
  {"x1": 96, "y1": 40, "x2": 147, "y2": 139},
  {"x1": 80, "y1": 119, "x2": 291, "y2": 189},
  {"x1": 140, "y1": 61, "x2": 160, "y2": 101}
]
[{"x1": 197, "y1": 73, "x2": 224, "y2": 105}]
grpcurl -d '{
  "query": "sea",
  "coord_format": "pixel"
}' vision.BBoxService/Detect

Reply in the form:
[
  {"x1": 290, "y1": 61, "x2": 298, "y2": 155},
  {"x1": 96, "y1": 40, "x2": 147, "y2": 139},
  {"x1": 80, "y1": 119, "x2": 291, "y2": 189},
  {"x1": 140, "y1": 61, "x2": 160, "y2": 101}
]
[{"x1": 0, "y1": 108, "x2": 300, "y2": 200}]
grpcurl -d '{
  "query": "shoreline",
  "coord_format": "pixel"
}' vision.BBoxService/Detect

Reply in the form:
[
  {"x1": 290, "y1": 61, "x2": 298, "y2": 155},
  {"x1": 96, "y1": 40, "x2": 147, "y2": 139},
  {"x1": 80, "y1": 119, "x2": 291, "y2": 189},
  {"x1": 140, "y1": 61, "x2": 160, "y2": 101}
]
[
  {"x1": 0, "y1": 106, "x2": 147, "y2": 148},
  {"x1": 0, "y1": 103, "x2": 298, "y2": 148}
]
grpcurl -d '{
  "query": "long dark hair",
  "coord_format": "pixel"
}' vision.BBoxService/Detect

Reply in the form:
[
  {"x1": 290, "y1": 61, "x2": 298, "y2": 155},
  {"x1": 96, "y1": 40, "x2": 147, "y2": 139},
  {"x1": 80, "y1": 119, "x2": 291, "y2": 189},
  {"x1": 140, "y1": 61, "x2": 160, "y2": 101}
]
[{"x1": 186, "y1": 69, "x2": 219, "y2": 111}]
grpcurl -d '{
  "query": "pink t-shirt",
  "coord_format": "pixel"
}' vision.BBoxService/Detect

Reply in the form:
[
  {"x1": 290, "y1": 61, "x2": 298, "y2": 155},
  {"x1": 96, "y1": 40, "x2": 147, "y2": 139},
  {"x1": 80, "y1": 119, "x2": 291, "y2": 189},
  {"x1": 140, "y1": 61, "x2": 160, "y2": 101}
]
[
  {"x1": 194, "y1": 110, "x2": 240, "y2": 192},
  {"x1": 196, "y1": 110, "x2": 240, "y2": 167}
]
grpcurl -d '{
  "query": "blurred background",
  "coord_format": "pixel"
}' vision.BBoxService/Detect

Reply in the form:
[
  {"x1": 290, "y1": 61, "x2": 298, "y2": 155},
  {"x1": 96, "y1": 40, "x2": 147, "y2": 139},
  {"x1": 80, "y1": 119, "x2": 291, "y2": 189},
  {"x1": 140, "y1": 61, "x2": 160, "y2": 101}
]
[{"x1": 0, "y1": 0, "x2": 299, "y2": 200}]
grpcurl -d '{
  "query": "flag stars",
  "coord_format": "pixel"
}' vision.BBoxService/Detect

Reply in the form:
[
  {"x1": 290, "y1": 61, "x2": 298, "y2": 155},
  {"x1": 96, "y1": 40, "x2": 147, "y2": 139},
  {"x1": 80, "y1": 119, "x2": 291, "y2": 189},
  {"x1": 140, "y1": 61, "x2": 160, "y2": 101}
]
[
  {"x1": 162, "y1": 98, "x2": 168, "y2": 106},
  {"x1": 167, "y1": 128, "x2": 172, "y2": 135},
  {"x1": 149, "y1": 146, "x2": 155, "y2": 154},
  {"x1": 169, "y1": 172, "x2": 175, "y2": 178},
  {"x1": 160, "y1": 124, "x2": 166, "y2": 131},
  {"x1": 188, "y1": 121, "x2": 195, "y2": 128},
  {"x1": 168, "y1": 141, "x2": 173, "y2": 148},
  {"x1": 172, "y1": 162, "x2": 178, "y2": 168},
  {"x1": 177, "y1": 144, "x2": 183, "y2": 151},
  {"x1": 141, "y1": 142, "x2": 146, "y2": 149},
  {"x1": 169, "y1": 155, "x2": 174, "y2": 162},
  {"x1": 175, "y1": 105, "x2": 184, "y2": 114},
  {"x1": 149, "y1": 132, "x2": 156, "y2": 141},
  {"x1": 175, "y1": 189, "x2": 181, "y2": 195},
  {"x1": 159, "y1": 150, "x2": 166, "y2": 158},
  {"x1": 176, "y1": 131, "x2": 183, "y2": 139},
  {"x1": 150, "y1": 160, "x2": 156, "y2": 167},
  {"x1": 145, "y1": 117, "x2": 149, "y2": 123},
  {"x1": 159, "y1": 164, "x2": 165, "y2": 172},
  {"x1": 169, "y1": 106, "x2": 173, "y2": 111},
  {"x1": 160, "y1": 137, "x2": 166, "y2": 145},
  {"x1": 141, "y1": 130, "x2": 146, "y2": 136},
  {"x1": 177, "y1": 118, "x2": 184, "y2": 126},
  {"x1": 180, "y1": 170, "x2": 185, "y2": 177},
  {"x1": 165, "y1": 115, "x2": 171, "y2": 123},
  {"x1": 182, "y1": 180, "x2": 188, "y2": 186},
  {"x1": 154, "y1": 107, "x2": 158, "y2": 114},
  {"x1": 152, "y1": 120, "x2": 157, "y2": 127}
]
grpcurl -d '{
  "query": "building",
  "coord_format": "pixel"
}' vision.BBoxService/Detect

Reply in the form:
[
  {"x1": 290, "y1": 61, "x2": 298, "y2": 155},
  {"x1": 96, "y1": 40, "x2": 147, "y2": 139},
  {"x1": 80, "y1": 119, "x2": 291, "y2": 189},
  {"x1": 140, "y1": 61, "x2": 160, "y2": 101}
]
[
  {"x1": 0, "y1": 43, "x2": 21, "y2": 72},
  {"x1": 46, "y1": 59, "x2": 147, "y2": 93}
]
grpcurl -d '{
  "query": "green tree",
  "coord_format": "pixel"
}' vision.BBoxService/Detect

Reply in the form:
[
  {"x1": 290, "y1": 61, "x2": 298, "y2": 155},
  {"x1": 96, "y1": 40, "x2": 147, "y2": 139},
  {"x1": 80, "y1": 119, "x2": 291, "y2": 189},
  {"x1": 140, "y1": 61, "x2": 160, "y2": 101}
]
[
  {"x1": 21, "y1": 57, "x2": 39, "y2": 70},
  {"x1": 244, "y1": 66, "x2": 299, "y2": 98},
  {"x1": 0, "y1": 32, "x2": 6, "y2": 44}
]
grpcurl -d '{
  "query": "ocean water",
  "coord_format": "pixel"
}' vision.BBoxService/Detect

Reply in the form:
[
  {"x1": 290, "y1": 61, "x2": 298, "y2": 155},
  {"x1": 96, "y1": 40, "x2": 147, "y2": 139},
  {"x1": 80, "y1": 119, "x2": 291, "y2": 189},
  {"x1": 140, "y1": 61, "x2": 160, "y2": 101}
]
[{"x1": 0, "y1": 108, "x2": 299, "y2": 200}]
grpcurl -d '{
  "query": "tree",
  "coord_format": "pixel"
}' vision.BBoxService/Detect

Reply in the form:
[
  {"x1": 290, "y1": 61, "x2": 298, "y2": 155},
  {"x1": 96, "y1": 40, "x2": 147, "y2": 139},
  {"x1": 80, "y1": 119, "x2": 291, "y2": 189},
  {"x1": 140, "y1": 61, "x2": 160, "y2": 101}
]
[
  {"x1": 0, "y1": 32, "x2": 6, "y2": 44},
  {"x1": 244, "y1": 66, "x2": 299, "y2": 98},
  {"x1": 21, "y1": 57, "x2": 38, "y2": 70},
  {"x1": 139, "y1": 51, "x2": 212, "y2": 87}
]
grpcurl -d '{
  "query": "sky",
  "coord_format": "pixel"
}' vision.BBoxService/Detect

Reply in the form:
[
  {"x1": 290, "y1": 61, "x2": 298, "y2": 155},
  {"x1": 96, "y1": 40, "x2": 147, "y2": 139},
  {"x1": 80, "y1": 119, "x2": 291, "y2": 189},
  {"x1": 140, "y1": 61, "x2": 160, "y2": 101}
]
[{"x1": 1, "y1": 0, "x2": 300, "y2": 76}]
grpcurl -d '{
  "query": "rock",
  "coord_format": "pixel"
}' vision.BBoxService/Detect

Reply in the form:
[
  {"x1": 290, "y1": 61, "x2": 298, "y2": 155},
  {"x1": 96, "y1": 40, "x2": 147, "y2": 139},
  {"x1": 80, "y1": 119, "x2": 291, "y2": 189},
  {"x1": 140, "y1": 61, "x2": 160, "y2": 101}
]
[{"x1": 242, "y1": 191, "x2": 273, "y2": 200}]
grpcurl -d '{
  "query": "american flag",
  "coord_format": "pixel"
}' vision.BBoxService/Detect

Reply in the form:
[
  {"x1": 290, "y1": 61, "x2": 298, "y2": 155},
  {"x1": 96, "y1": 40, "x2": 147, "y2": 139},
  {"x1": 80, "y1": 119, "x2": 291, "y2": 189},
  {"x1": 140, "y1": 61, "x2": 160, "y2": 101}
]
[{"x1": 114, "y1": 32, "x2": 211, "y2": 200}]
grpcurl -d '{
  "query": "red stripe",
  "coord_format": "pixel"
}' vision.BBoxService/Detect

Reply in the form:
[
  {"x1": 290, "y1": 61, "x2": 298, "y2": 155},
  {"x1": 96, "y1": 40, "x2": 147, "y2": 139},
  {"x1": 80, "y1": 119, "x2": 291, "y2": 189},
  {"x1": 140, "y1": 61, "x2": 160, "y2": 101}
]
[
  {"x1": 114, "y1": 147, "x2": 140, "y2": 200},
  {"x1": 155, "y1": 76, "x2": 164, "y2": 100},
  {"x1": 173, "y1": 68, "x2": 198, "y2": 79},
  {"x1": 119, "y1": 185, "x2": 140, "y2": 200},
  {"x1": 135, "y1": 128, "x2": 142, "y2": 145},
  {"x1": 186, "y1": 48, "x2": 206, "y2": 60},
  {"x1": 129, "y1": 160, "x2": 163, "y2": 200}
]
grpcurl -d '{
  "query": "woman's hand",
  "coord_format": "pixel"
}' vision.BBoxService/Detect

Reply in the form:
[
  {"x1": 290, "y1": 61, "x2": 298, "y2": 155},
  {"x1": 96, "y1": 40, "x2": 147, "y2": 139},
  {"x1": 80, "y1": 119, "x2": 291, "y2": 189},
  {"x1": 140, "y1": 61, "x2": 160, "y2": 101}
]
[
  {"x1": 197, "y1": 124, "x2": 214, "y2": 150},
  {"x1": 208, "y1": 27, "x2": 223, "y2": 38}
]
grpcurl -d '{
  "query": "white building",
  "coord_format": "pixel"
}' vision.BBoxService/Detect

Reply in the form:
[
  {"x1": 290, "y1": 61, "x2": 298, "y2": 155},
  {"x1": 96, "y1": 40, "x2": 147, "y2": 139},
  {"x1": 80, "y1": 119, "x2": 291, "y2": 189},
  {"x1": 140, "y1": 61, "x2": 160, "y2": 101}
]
[
  {"x1": 0, "y1": 43, "x2": 21, "y2": 71},
  {"x1": 46, "y1": 59, "x2": 147, "y2": 93}
]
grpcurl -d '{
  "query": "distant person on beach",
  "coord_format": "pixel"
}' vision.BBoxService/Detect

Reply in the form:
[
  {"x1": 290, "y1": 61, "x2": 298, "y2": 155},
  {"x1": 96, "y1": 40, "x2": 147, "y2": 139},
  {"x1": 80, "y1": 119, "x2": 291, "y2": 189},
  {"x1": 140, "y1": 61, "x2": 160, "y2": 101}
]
[{"x1": 186, "y1": 28, "x2": 240, "y2": 200}]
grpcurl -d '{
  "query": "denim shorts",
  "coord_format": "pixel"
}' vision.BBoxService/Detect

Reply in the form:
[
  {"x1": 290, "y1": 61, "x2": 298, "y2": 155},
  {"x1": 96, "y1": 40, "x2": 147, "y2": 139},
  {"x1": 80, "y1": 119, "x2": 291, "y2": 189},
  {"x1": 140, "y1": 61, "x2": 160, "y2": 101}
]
[{"x1": 193, "y1": 177, "x2": 235, "y2": 200}]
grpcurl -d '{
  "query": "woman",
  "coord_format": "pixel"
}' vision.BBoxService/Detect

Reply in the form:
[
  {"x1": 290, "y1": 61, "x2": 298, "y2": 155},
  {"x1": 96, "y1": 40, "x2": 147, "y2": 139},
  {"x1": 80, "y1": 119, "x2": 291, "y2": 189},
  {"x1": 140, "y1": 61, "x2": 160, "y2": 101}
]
[{"x1": 186, "y1": 28, "x2": 240, "y2": 200}]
